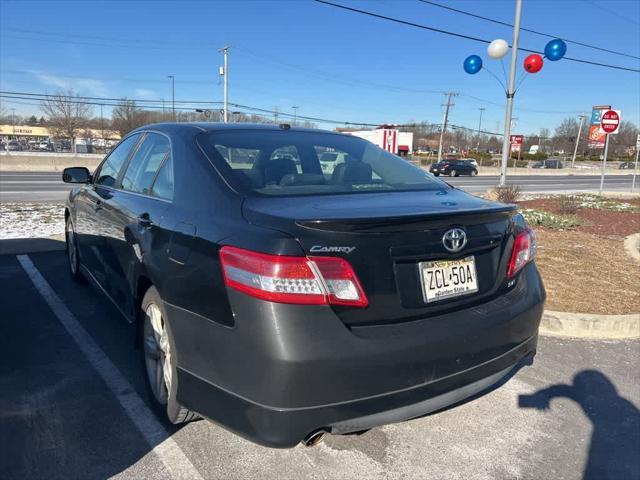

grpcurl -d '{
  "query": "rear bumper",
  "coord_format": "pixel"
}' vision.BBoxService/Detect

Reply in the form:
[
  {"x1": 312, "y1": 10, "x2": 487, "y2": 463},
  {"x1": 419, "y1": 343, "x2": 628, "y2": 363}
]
[{"x1": 168, "y1": 262, "x2": 545, "y2": 448}]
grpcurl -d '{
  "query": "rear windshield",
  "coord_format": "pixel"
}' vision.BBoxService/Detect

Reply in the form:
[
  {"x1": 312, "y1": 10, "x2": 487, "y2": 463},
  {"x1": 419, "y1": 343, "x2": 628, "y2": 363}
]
[{"x1": 198, "y1": 130, "x2": 447, "y2": 196}]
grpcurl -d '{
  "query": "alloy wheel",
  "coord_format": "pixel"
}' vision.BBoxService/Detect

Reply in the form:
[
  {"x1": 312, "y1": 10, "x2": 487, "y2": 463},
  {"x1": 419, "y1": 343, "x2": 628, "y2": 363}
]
[{"x1": 143, "y1": 303, "x2": 171, "y2": 404}]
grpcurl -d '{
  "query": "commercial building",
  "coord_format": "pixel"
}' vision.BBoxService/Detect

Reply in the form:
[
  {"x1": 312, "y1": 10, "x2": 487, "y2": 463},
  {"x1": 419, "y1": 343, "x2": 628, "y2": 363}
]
[
  {"x1": 338, "y1": 125, "x2": 414, "y2": 156},
  {"x1": 0, "y1": 124, "x2": 120, "y2": 151}
]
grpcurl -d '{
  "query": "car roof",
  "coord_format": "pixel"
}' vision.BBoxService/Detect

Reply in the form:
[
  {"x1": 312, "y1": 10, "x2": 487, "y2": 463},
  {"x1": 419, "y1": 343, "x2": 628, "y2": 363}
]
[{"x1": 130, "y1": 122, "x2": 345, "y2": 138}]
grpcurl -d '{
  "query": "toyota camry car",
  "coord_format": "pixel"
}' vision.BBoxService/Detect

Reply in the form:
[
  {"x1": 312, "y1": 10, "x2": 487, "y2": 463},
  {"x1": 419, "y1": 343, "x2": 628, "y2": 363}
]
[{"x1": 63, "y1": 123, "x2": 545, "y2": 448}]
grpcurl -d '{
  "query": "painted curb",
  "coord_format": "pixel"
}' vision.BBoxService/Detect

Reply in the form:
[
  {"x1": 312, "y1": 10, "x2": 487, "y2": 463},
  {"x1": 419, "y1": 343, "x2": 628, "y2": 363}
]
[
  {"x1": 624, "y1": 233, "x2": 640, "y2": 263},
  {"x1": 540, "y1": 310, "x2": 640, "y2": 340}
]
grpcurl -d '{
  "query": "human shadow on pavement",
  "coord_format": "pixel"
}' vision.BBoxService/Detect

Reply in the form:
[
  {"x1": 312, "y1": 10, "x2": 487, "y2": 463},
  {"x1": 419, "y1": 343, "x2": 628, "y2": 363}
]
[{"x1": 519, "y1": 370, "x2": 640, "y2": 480}]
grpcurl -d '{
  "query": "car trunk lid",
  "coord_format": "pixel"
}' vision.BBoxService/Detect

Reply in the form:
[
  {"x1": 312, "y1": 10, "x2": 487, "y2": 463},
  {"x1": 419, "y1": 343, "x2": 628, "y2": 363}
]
[{"x1": 243, "y1": 188, "x2": 518, "y2": 326}]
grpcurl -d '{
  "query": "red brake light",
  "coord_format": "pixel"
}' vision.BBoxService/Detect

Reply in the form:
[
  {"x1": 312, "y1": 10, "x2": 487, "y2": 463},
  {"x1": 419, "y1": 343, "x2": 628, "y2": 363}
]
[
  {"x1": 507, "y1": 228, "x2": 536, "y2": 278},
  {"x1": 219, "y1": 246, "x2": 368, "y2": 307}
]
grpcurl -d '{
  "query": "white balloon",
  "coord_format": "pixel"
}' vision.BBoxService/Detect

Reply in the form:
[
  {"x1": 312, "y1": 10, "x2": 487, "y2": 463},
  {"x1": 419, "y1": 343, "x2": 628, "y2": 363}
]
[{"x1": 487, "y1": 39, "x2": 509, "y2": 59}]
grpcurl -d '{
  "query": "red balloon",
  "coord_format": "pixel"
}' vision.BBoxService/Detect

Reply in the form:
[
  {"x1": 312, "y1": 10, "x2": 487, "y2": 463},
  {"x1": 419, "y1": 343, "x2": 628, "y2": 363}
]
[{"x1": 524, "y1": 54, "x2": 543, "y2": 73}]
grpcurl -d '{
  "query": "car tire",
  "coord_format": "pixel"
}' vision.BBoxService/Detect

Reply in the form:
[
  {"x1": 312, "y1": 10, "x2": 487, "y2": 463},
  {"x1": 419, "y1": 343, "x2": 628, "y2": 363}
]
[
  {"x1": 433, "y1": 173, "x2": 440, "y2": 176},
  {"x1": 140, "y1": 286, "x2": 198, "y2": 425},
  {"x1": 470, "y1": 170, "x2": 477, "y2": 176},
  {"x1": 449, "y1": 169, "x2": 457, "y2": 177},
  {"x1": 65, "y1": 217, "x2": 85, "y2": 283}
]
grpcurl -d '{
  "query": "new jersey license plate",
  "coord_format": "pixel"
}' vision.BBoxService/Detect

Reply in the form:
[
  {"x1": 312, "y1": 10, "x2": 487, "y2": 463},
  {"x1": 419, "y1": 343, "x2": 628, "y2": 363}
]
[{"x1": 419, "y1": 256, "x2": 479, "y2": 303}]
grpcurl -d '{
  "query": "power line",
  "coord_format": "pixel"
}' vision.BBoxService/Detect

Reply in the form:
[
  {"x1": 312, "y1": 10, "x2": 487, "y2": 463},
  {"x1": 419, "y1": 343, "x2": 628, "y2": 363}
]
[
  {"x1": 0, "y1": 66, "x2": 586, "y2": 115},
  {"x1": 0, "y1": 93, "x2": 215, "y2": 111},
  {"x1": 314, "y1": 0, "x2": 640, "y2": 73},
  {"x1": 234, "y1": 46, "x2": 447, "y2": 95},
  {"x1": 1, "y1": 91, "x2": 514, "y2": 134},
  {"x1": 581, "y1": 0, "x2": 640, "y2": 27},
  {"x1": 0, "y1": 90, "x2": 591, "y2": 132},
  {"x1": 1, "y1": 69, "x2": 215, "y2": 85},
  {"x1": 417, "y1": 0, "x2": 640, "y2": 60},
  {"x1": 5, "y1": 92, "x2": 549, "y2": 138},
  {"x1": 0, "y1": 90, "x2": 222, "y2": 106},
  {"x1": 234, "y1": 46, "x2": 585, "y2": 114}
]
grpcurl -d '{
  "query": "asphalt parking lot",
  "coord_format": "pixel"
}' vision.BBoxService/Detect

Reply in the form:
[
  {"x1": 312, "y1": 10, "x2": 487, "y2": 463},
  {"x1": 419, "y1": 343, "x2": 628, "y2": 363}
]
[{"x1": 1, "y1": 245, "x2": 639, "y2": 480}]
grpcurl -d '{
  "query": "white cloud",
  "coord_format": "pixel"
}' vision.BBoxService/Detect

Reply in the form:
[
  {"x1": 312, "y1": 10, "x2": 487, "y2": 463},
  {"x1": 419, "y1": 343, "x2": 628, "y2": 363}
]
[
  {"x1": 34, "y1": 72, "x2": 110, "y2": 97},
  {"x1": 134, "y1": 88, "x2": 156, "y2": 99}
]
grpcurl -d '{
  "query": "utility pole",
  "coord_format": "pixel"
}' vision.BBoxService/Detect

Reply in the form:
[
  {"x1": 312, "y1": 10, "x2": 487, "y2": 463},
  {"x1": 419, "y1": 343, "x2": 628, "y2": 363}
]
[
  {"x1": 476, "y1": 107, "x2": 485, "y2": 149},
  {"x1": 437, "y1": 92, "x2": 457, "y2": 163},
  {"x1": 100, "y1": 104, "x2": 104, "y2": 145},
  {"x1": 632, "y1": 135, "x2": 639, "y2": 192},
  {"x1": 167, "y1": 75, "x2": 175, "y2": 121},
  {"x1": 499, "y1": 0, "x2": 523, "y2": 186},
  {"x1": 571, "y1": 113, "x2": 587, "y2": 168},
  {"x1": 292, "y1": 106, "x2": 299, "y2": 125},
  {"x1": 273, "y1": 106, "x2": 279, "y2": 124},
  {"x1": 219, "y1": 45, "x2": 231, "y2": 123},
  {"x1": 11, "y1": 108, "x2": 16, "y2": 134}
]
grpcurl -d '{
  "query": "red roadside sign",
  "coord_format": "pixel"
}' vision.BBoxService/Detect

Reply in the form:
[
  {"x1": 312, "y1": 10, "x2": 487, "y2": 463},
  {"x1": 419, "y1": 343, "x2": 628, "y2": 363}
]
[
  {"x1": 509, "y1": 135, "x2": 523, "y2": 145},
  {"x1": 600, "y1": 110, "x2": 620, "y2": 134}
]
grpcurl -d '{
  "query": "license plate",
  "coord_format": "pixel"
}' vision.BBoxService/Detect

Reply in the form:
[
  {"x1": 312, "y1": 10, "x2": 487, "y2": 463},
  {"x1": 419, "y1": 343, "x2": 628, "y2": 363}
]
[{"x1": 419, "y1": 256, "x2": 479, "y2": 303}]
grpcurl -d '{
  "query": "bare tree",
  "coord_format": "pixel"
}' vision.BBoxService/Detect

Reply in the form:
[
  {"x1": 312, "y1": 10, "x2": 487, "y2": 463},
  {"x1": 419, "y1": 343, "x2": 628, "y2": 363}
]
[
  {"x1": 40, "y1": 90, "x2": 93, "y2": 153},
  {"x1": 609, "y1": 121, "x2": 639, "y2": 156},
  {"x1": 111, "y1": 99, "x2": 150, "y2": 136}
]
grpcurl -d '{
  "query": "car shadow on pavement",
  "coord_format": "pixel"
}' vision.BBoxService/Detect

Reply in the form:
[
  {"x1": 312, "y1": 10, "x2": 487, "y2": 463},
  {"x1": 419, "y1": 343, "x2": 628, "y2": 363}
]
[{"x1": 519, "y1": 370, "x2": 640, "y2": 480}]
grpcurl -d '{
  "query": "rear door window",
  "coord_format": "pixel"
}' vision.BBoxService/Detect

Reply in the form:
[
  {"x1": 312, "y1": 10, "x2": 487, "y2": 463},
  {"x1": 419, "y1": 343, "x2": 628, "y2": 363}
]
[
  {"x1": 121, "y1": 133, "x2": 170, "y2": 195},
  {"x1": 150, "y1": 155, "x2": 174, "y2": 200},
  {"x1": 94, "y1": 134, "x2": 141, "y2": 187}
]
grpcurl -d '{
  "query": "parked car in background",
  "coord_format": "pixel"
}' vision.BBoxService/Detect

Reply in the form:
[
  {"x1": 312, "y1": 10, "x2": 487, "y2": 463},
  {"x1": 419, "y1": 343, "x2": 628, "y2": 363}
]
[
  {"x1": 430, "y1": 159, "x2": 478, "y2": 176},
  {"x1": 62, "y1": 123, "x2": 543, "y2": 448},
  {"x1": 7, "y1": 140, "x2": 22, "y2": 151},
  {"x1": 532, "y1": 159, "x2": 564, "y2": 169},
  {"x1": 619, "y1": 161, "x2": 636, "y2": 170},
  {"x1": 463, "y1": 158, "x2": 479, "y2": 168},
  {"x1": 38, "y1": 141, "x2": 53, "y2": 151}
]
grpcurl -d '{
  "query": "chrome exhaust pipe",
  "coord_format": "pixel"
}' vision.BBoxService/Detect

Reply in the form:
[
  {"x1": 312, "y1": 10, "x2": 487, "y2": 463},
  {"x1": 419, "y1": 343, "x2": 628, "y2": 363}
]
[{"x1": 302, "y1": 429, "x2": 326, "y2": 447}]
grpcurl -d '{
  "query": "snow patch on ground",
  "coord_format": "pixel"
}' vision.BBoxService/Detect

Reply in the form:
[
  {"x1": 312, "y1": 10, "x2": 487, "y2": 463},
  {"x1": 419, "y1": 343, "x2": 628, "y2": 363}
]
[{"x1": 0, "y1": 203, "x2": 65, "y2": 239}]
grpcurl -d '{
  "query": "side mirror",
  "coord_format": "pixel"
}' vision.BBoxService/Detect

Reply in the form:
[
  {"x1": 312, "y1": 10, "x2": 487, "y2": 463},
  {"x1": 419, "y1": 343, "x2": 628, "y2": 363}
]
[{"x1": 62, "y1": 167, "x2": 91, "y2": 184}]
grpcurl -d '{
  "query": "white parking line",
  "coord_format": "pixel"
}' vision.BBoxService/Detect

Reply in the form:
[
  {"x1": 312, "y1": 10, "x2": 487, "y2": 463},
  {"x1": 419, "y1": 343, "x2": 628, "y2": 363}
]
[{"x1": 16, "y1": 254, "x2": 203, "y2": 480}]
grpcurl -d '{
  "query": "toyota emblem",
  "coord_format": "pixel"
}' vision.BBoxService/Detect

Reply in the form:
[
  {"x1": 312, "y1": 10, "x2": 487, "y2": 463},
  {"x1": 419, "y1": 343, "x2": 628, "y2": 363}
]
[{"x1": 442, "y1": 228, "x2": 467, "y2": 253}]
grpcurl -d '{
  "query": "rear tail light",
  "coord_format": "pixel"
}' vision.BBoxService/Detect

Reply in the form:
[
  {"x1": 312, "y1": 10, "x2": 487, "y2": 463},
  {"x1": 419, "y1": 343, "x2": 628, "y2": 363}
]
[
  {"x1": 219, "y1": 246, "x2": 368, "y2": 307},
  {"x1": 507, "y1": 228, "x2": 537, "y2": 278}
]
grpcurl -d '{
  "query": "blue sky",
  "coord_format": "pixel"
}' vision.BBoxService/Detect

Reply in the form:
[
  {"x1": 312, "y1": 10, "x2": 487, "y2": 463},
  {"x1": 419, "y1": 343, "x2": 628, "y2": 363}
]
[{"x1": 1, "y1": 0, "x2": 639, "y2": 134}]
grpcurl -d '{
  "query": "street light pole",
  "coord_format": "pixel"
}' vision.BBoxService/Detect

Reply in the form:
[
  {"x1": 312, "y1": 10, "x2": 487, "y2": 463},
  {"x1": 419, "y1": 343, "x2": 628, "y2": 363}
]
[
  {"x1": 292, "y1": 106, "x2": 299, "y2": 125},
  {"x1": 219, "y1": 46, "x2": 231, "y2": 123},
  {"x1": 571, "y1": 113, "x2": 586, "y2": 169},
  {"x1": 168, "y1": 75, "x2": 175, "y2": 121},
  {"x1": 499, "y1": 0, "x2": 523, "y2": 186}
]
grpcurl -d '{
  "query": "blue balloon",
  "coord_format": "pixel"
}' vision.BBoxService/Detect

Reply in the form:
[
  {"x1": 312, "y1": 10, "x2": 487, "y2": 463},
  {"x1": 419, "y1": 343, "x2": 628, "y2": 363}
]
[
  {"x1": 463, "y1": 55, "x2": 483, "y2": 74},
  {"x1": 544, "y1": 39, "x2": 567, "y2": 61}
]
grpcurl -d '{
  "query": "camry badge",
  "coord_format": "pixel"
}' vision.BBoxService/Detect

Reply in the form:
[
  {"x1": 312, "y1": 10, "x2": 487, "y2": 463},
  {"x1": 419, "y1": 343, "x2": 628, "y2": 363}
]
[{"x1": 310, "y1": 245, "x2": 356, "y2": 254}]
